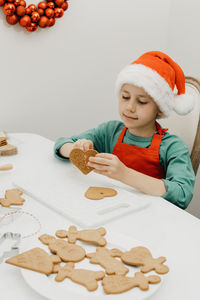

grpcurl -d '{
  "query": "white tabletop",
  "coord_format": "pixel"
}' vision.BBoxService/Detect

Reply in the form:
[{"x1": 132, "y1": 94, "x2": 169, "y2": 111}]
[{"x1": 1, "y1": 133, "x2": 200, "y2": 300}]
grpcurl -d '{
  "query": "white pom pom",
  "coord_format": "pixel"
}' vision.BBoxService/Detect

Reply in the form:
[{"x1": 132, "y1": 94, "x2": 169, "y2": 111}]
[{"x1": 173, "y1": 93, "x2": 195, "y2": 115}]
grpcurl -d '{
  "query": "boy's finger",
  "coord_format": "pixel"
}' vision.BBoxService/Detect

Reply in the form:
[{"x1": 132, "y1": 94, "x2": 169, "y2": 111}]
[
  {"x1": 88, "y1": 157, "x2": 110, "y2": 166},
  {"x1": 84, "y1": 143, "x2": 90, "y2": 151},
  {"x1": 88, "y1": 162, "x2": 108, "y2": 171},
  {"x1": 95, "y1": 153, "x2": 114, "y2": 160},
  {"x1": 89, "y1": 143, "x2": 94, "y2": 149}
]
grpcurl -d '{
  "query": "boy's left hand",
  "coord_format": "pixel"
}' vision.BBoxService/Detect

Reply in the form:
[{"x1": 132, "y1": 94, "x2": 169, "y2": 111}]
[{"x1": 87, "y1": 153, "x2": 128, "y2": 182}]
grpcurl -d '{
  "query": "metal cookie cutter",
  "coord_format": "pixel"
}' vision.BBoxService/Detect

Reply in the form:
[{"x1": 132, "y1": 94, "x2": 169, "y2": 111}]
[{"x1": 0, "y1": 232, "x2": 21, "y2": 263}]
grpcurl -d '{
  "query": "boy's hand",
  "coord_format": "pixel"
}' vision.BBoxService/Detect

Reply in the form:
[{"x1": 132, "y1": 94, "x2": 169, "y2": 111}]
[
  {"x1": 73, "y1": 139, "x2": 94, "y2": 151},
  {"x1": 87, "y1": 153, "x2": 128, "y2": 182}
]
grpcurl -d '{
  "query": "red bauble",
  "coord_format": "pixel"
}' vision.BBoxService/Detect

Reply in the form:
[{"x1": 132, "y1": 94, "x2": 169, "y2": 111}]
[
  {"x1": 47, "y1": 2, "x2": 54, "y2": 9},
  {"x1": 1, "y1": 0, "x2": 69, "y2": 31},
  {"x1": 14, "y1": 0, "x2": 21, "y2": 6},
  {"x1": 28, "y1": 4, "x2": 37, "y2": 12},
  {"x1": 19, "y1": 0, "x2": 26, "y2": 6},
  {"x1": 38, "y1": 1, "x2": 47, "y2": 10},
  {"x1": 16, "y1": 5, "x2": 25, "y2": 16},
  {"x1": 26, "y1": 22, "x2": 37, "y2": 32},
  {"x1": 37, "y1": 8, "x2": 44, "y2": 15},
  {"x1": 61, "y1": 2, "x2": 68, "y2": 11},
  {"x1": 54, "y1": 7, "x2": 63, "y2": 18},
  {"x1": 3, "y1": 3, "x2": 15, "y2": 16},
  {"x1": 19, "y1": 14, "x2": 31, "y2": 27},
  {"x1": 55, "y1": 0, "x2": 64, "y2": 7},
  {"x1": 38, "y1": 15, "x2": 49, "y2": 27},
  {"x1": 45, "y1": 8, "x2": 54, "y2": 18},
  {"x1": 48, "y1": 17, "x2": 55, "y2": 27},
  {"x1": 6, "y1": 14, "x2": 18, "y2": 24},
  {"x1": 25, "y1": 7, "x2": 31, "y2": 14},
  {"x1": 31, "y1": 11, "x2": 40, "y2": 22},
  {"x1": 0, "y1": 0, "x2": 5, "y2": 7}
]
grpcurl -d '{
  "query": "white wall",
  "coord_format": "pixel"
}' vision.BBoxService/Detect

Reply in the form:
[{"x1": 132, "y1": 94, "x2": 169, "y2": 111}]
[
  {"x1": 1, "y1": 0, "x2": 200, "y2": 217},
  {"x1": 0, "y1": 0, "x2": 171, "y2": 138},
  {"x1": 162, "y1": 0, "x2": 200, "y2": 218}
]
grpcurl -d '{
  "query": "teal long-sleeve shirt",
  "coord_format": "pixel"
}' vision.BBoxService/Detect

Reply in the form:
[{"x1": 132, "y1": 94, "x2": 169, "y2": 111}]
[{"x1": 54, "y1": 120, "x2": 195, "y2": 209}]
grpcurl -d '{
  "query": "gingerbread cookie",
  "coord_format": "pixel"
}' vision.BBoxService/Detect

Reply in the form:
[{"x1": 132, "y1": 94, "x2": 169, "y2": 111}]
[
  {"x1": 102, "y1": 272, "x2": 161, "y2": 294},
  {"x1": 69, "y1": 148, "x2": 98, "y2": 174},
  {"x1": 85, "y1": 187, "x2": 117, "y2": 200},
  {"x1": 0, "y1": 189, "x2": 25, "y2": 207},
  {"x1": 50, "y1": 254, "x2": 62, "y2": 264},
  {"x1": 0, "y1": 137, "x2": 7, "y2": 146},
  {"x1": 56, "y1": 225, "x2": 107, "y2": 246},
  {"x1": 112, "y1": 246, "x2": 169, "y2": 274},
  {"x1": 6, "y1": 248, "x2": 54, "y2": 275},
  {"x1": 0, "y1": 144, "x2": 18, "y2": 156},
  {"x1": 55, "y1": 262, "x2": 105, "y2": 291},
  {"x1": 0, "y1": 164, "x2": 13, "y2": 171},
  {"x1": 39, "y1": 234, "x2": 56, "y2": 245},
  {"x1": 86, "y1": 247, "x2": 129, "y2": 275},
  {"x1": 47, "y1": 239, "x2": 86, "y2": 262}
]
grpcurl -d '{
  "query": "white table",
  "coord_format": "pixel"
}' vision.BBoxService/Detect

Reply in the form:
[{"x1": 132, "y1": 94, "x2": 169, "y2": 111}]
[{"x1": 1, "y1": 133, "x2": 200, "y2": 300}]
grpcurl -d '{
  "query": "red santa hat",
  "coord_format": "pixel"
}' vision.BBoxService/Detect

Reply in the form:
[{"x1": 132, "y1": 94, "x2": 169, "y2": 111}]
[{"x1": 115, "y1": 51, "x2": 195, "y2": 117}]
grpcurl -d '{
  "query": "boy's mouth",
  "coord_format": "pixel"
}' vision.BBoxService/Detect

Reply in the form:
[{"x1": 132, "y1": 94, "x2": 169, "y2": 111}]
[{"x1": 123, "y1": 113, "x2": 138, "y2": 120}]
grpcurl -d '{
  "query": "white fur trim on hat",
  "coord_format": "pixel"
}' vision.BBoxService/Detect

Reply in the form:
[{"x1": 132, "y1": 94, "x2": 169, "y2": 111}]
[{"x1": 115, "y1": 64, "x2": 194, "y2": 117}]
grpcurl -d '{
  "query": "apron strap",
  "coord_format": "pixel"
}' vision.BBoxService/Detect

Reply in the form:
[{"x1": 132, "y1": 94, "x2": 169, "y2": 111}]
[
  {"x1": 118, "y1": 126, "x2": 127, "y2": 143},
  {"x1": 149, "y1": 122, "x2": 168, "y2": 151}
]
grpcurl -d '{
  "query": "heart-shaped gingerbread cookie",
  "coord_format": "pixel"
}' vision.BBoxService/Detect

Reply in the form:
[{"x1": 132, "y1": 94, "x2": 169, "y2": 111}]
[
  {"x1": 69, "y1": 149, "x2": 98, "y2": 175},
  {"x1": 85, "y1": 187, "x2": 118, "y2": 200}
]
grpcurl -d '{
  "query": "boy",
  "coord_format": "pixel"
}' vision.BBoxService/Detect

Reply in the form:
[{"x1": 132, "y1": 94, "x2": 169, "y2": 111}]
[{"x1": 54, "y1": 51, "x2": 195, "y2": 209}]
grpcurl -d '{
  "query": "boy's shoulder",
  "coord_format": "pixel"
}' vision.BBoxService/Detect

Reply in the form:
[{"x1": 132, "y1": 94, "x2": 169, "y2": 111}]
[{"x1": 162, "y1": 130, "x2": 189, "y2": 152}]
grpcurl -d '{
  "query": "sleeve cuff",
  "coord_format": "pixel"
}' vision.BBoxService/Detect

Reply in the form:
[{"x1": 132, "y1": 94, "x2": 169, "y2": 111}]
[{"x1": 54, "y1": 138, "x2": 74, "y2": 161}]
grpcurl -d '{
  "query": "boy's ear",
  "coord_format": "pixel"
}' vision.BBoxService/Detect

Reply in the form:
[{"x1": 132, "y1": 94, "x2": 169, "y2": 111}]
[{"x1": 157, "y1": 111, "x2": 163, "y2": 117}]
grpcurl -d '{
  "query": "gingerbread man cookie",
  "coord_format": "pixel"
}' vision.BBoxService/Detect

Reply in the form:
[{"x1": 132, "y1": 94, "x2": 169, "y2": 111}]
[
  {"x1": 39, "y1": 234, "x2": 56, "y2": 245},
  {"x1": 86, "y1": 247, "x2": 129, "y2": 275},
  {"x1": 48, "y1": 239, "x2": 86, "y2": 263},
  {"x1": 55, "y1": 262, "x2": 105, "y2": 291},
  {"x1": 112, "y1": 246, "x2": 169, "y2": 274},
  {"x1": 0, "y1": 189, "x2": 25, "y2": 207},
  {"x1": 56, "y1": 225, "x2": 107, "y2": 246},
  {"x1": 69, "y1": 148, "x2": 98, "y2": 174},
  {"x1": 102, "y1": 271, "x2": 161, "y2": 294}
]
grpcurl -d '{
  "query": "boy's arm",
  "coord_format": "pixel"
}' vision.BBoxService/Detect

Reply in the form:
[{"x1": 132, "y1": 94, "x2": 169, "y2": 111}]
[
  {"x1": 54, "y1": 122, "x2": 107, "y2": 160},
  {"x1": 161, "y1": 141, "x2": 195, "y2": 209},
  {"x1": 54, "y1": 120, "x2": 121, "y2": 160},
  {"x1": 59, "y1": 139, "x2": 94, "y2": 158},
  {"x1": 88, "y1": 136, "x2": 195, "y2": 209},
  {"x1": 122, "y1": 168, "x2": 167, "y2": 197},
  {"x1": 88, "y1": 153, "x2": 166, "y2": 197}
]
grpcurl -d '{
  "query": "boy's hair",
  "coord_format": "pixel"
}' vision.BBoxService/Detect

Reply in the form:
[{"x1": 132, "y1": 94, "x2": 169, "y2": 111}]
[{"x1": 115, "y1": 51, "x2": 194, "y2": 118}]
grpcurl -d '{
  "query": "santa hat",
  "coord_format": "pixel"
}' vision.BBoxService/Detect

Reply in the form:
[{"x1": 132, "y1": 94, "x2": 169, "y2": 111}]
[{"x1": 115, "y1": 51, "x2": 195, "y2": 117}]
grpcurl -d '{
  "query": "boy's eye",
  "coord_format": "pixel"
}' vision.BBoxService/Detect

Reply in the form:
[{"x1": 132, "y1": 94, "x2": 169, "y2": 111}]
[
  {"x1": 122, "y1": 95, "x2": 130, "y2": 100},
  {"x1": 137, "y1": 98, "x2": 148, "y2": 104}
]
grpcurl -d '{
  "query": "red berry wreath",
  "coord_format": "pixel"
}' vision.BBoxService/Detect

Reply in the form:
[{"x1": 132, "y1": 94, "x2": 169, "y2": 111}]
[{"x1": 0, "y1": 0, "x2": 69, "y2": 32}]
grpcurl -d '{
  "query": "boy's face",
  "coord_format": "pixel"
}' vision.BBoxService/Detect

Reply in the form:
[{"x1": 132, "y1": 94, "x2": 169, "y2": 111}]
[{"x1": 119, "y1": 84, "x2": 162, "y2": 136}]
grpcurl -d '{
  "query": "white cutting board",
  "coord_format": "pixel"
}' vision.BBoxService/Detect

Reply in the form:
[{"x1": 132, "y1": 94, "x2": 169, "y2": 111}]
[{"x1": 13, "y1": 134, "x2": 150, "y2": 227}]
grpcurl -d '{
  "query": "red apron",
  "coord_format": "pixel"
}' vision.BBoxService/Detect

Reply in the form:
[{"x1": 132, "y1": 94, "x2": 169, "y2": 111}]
[{"x1": 112, "y1": 122, "x2": 167, "y2": 179}]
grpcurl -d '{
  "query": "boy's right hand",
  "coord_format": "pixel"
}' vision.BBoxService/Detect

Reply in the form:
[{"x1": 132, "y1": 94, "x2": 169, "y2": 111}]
[{"x1": 73, "y1": 139, "x2": 94, "y2": 151}]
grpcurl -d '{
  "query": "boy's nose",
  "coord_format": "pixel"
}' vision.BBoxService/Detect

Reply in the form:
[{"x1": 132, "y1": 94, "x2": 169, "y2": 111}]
[{"x1": 127, "y1": 100, "x2": 136, "y2": 112}]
